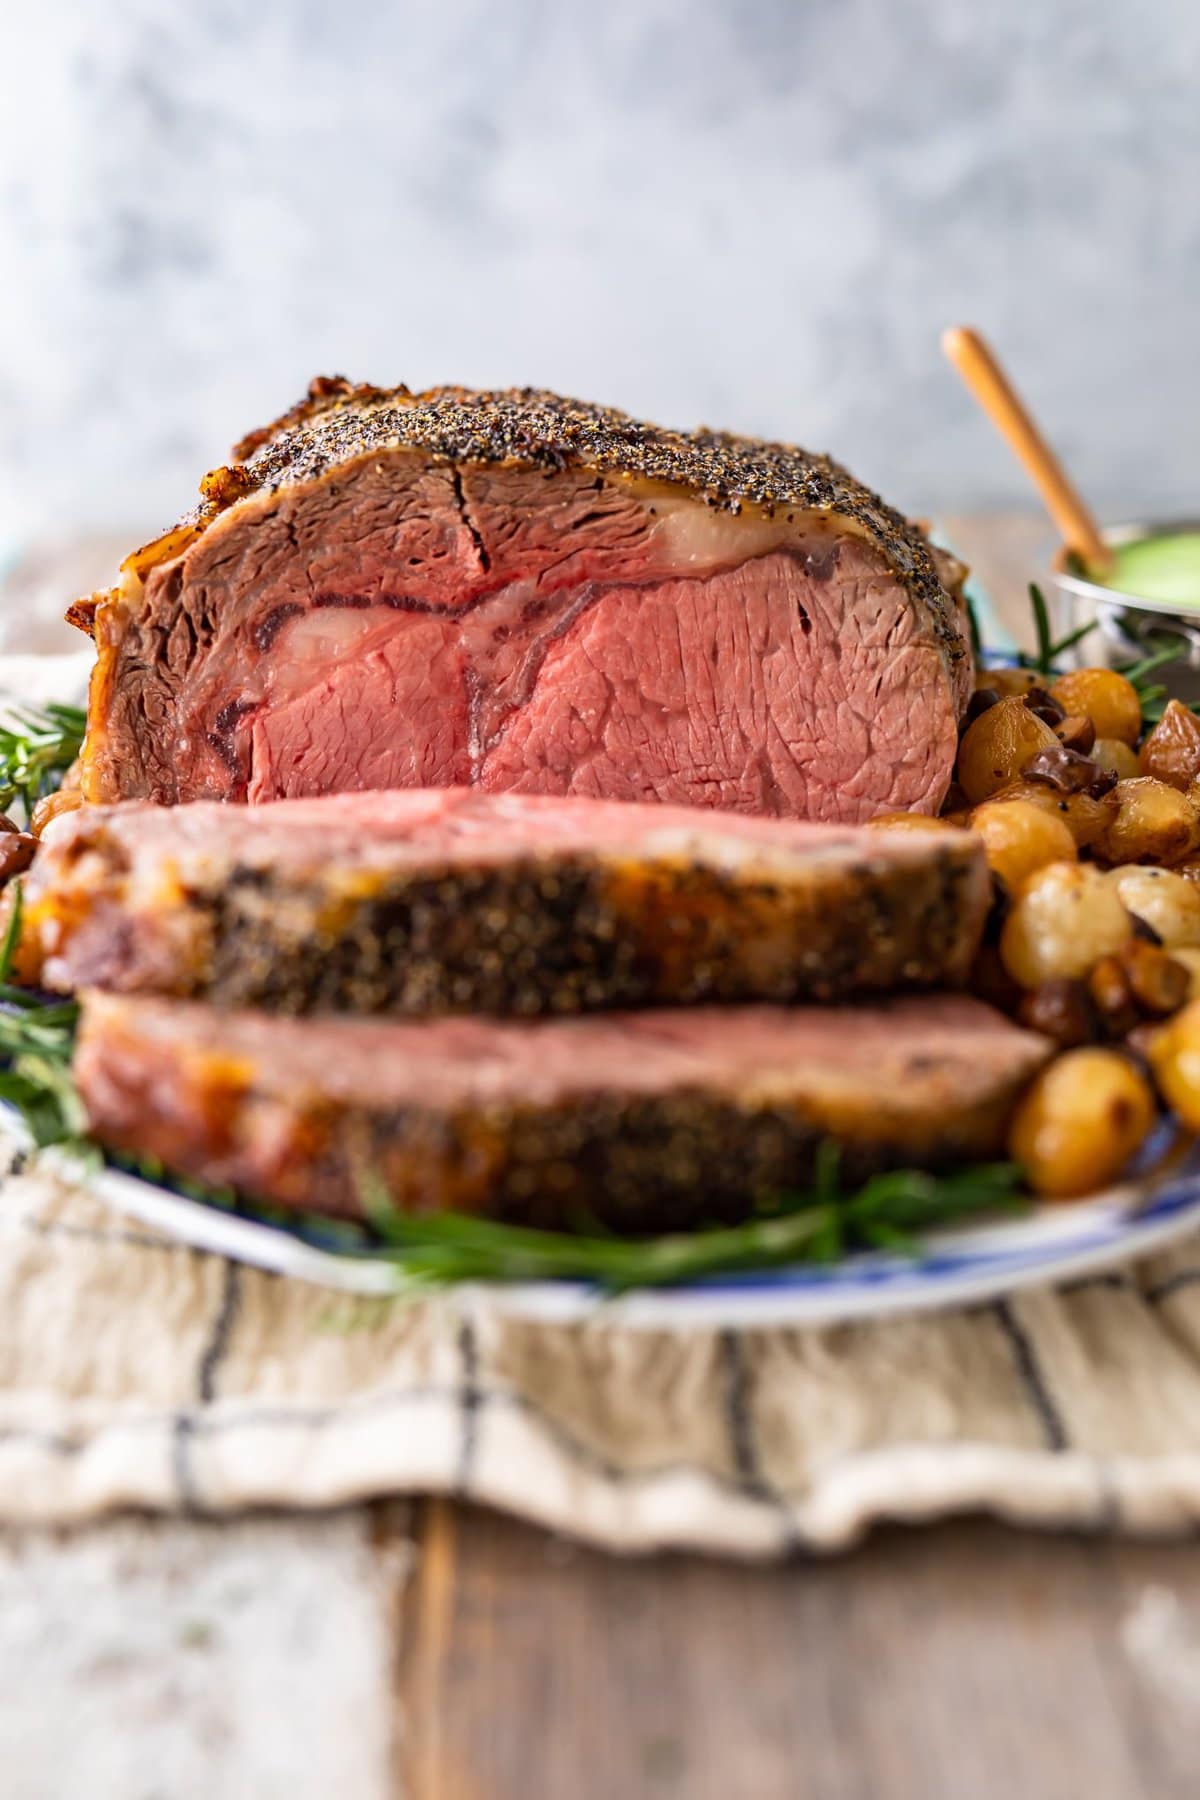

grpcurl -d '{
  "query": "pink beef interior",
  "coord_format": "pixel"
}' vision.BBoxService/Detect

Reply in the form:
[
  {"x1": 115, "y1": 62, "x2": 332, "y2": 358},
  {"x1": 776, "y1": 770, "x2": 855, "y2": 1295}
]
[
  {"x1": 85, "y1": 992, "x2": 1045, "y2": 1116},
  {"x1": 113, "y1": 455, "x2": 962, "y2": 820},
  {"x1": 43, "y1": 786, "x2": 963, "y2": 877}
]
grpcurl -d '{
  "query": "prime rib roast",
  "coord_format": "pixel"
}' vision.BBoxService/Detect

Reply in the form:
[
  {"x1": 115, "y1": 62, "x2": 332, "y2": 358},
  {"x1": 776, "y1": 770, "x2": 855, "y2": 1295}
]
[
  {"x1": 75, "y1": 993, "x2": 1049, "y2": 1230},
  {"x1": 46, "y1": 381, "x2": 1021, "y2": 1232},
  {"x1": 28, "y1": 790, "x2": 988, "y2": 1014},
  {"x1": 70, "y1": 380, "x2": 972, "y2": 823}
]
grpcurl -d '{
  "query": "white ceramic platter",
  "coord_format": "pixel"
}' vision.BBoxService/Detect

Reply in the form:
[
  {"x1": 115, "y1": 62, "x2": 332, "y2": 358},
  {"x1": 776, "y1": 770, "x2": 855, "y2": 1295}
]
[{"x1": 25, "y1": 1128, "x2": 1200, "y2": 1331}]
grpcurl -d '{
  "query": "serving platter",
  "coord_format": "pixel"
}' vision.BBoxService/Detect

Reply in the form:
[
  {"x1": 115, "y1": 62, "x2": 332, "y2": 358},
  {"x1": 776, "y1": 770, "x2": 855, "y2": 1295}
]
[
  {"x1": 17, "y1": 1119, "x2": 1200, "y2": 1329},
  {"x1": 8, "y1": 556, "x2": 1200, "y2": 1330}
]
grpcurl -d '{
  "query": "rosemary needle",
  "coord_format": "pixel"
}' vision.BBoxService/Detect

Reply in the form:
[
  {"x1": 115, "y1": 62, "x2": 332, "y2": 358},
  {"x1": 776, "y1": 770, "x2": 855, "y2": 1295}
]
[{"x1": 0, "y1": 702, "x2": 86, "y2": 819}]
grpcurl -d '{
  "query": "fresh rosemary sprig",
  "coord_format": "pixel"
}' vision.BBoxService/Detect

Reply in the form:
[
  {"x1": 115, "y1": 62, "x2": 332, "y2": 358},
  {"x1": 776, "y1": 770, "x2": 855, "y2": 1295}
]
[
  {"x1": 1009, "y1": 584, "x2": 1197, "y2": 727},
  {"x1": 1018, "y1": 583, "x2": 1095, "y2": 677},
  {"x1": 361, "y1": 1153, "x2": 1025, "y2": 1292},
  {"x1": 0, "y1": 901, "x2": 83, "y2": 1148},
  {"x1": 0, "y1": 701, "x2": 86, "y2": 818}
]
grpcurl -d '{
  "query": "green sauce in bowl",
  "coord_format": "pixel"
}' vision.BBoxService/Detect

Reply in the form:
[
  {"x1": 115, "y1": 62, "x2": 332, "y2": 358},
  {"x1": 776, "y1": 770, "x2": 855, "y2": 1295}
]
[{"x1": 1092, "y1": 532, "x2": 1200, "y2": 609}]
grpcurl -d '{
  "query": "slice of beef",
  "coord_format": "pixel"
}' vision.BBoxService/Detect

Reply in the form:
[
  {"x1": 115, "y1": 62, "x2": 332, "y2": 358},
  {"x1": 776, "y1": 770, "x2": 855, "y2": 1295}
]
[
  {"x1": 28, "y1": 789, "x2": 988, "y2": 1014},
  {"x1": 73, "y1": 381, "x2": 972, "y2": 823},
  {"x1": 74, "y1": 992, "x2": 1049, "y2": 1231}
]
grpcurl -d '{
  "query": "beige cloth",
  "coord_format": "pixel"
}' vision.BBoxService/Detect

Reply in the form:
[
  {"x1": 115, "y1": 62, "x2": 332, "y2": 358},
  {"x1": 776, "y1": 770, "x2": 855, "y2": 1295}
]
[{"x1": 6, "y1": 1140, "x2": 1200, "y2": 1557}]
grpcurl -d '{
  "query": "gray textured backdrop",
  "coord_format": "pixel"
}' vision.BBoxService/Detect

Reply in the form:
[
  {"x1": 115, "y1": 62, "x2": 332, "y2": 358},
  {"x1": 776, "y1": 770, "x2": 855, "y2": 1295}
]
[{"x1": 1, "y1": 0, "x2": 1197, "y2": 545}]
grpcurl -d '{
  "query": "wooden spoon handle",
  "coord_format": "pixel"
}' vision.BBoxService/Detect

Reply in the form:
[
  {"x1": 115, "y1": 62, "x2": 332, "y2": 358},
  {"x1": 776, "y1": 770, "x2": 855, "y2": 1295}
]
[{"x1": 942, "y1": 326, "x2": 1111, "y2": 573}]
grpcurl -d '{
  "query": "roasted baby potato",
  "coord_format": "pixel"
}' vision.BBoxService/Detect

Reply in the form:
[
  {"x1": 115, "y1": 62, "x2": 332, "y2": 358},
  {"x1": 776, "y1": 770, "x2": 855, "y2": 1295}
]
[
  {"x1": 975, "y1": 667, "x2": 1044, "y2": 699},
  {"x1": 1095, "y1": 779, "x2": 1200, "y2": 867},
  {"x1": 956, "y1": 699, "x2": 1060, "y2": 806},
  {"x1": 1049, "y1": 668, "x2": 1142, "y2": 747},
  {"x1": 1105, "y1": 866, "x2": 1200, "y2": 948},
  {"x1": 1010, "y1": 1048, "x2": 1156, "y2": 1198},
  {"x1": 1166, "y1": 946, "x2": 1200, "y2": 1001},
  {"x1": 1091, "y1": 737, "x2": 1140, "y2": 781},
  {"x1": 1000, "y1": 862, "x2": 1133, "y2": 988},
  {"x1": 1138, "y1": 700, "x2": 1200, "y2": 791},
  {"x1": 1149, "y1": 1000, "x2": 1200, "y2": 1131},
  {"x1": 987, "y1": 780, "x2": 1117, "y2": 851},
  {"x1": 969, "y1": 798, "x2": 1076, "y2": 891}
]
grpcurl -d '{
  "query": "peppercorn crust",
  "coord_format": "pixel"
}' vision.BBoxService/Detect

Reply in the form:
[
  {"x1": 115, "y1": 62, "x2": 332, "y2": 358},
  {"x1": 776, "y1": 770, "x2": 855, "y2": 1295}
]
[
  {"x1": 26, "y1": 799, "x2": 990, "y2": 1015},
  {"x1": 71, "y1": 377, "x2": 967, "y2": 678}
]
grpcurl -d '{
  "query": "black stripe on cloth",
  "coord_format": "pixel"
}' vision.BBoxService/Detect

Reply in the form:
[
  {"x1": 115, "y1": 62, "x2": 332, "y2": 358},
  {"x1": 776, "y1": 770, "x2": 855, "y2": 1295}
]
[
  {"x1": 0, "y1": 1378, "x2": 799, "y2": 1518},
  {"x1": 172, "y1": 1261, "x2": 243, "y2": 1512},
  {"x1": 455, "y1": 1316, "x2": 482, "y2": 1496},
  {"x1": 11, "y1": 1214, "x2": 182, "y2": 1254},
  {"x1": 0, "y1": 1424, "x2": 84, "y2": 1455},
  {"x1": 718, "y1": 1329, "x2": 771, "y2": 1497},
  {"x1": 718, "y1": 1329, "x2": 806, "y2": 1552},
  {"x1": 1060, "y1": 1272, "x2": 1134, "y2": 1295},
  {"x1": 994, "y1": 1300, "x2": 1069, "y2": 1451},
  {"x1": 1146, "y1": 1268, "x2": 1200, "y2": 1305},
  {"x1": 197, "y1": 1264, "x2": 243, "y2": 1402}
]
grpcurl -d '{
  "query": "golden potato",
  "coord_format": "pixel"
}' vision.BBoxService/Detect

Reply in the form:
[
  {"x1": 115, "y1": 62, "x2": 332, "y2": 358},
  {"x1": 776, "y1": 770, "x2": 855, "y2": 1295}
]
[
  {"x1": 988, "y1": 780, "x2": 1117, "y2": 850},
  {"x1": 1091, "y1": 737, "x2": 1140, "y2": 781},
  {"x1": 1105, "y1": 866, "x2": 1200, "y2": 947},
  {"x1": 956, "y1": 699, "x2": 1062, "y2": 806},
  {"x1": 1086, "y1": 955, "x2": 1139, "y2": 1038},
  {"x1": 1010, "y1": 1049, "x2": 1156, "y2": 1198},
  {"x1": 1167, "y1": 947, "x2": 1200, "y2": 1001},
  {"x1": 1049, "y1": 668, "x2": 1143, "y2": 746},
  {"x1": 1095, "y1": 778, "x2": 1200, "y2": 867},
  {"x1": 1149, "y1": 999, "x2": 1200, "y2": 1130},
  {"x1": 976, "y1": 667, "x2": 1043, "y2": 699},
  {"x1": 969, "y1": 799, "x2": 1077, "y2": 891},
  {"x1": 1000, "y1": 862, "x2": 1133, "y2": 988},
  {"x1": 1119, "y1": 940, "x2": 1192, "y2": 1017},
  {"x1": 1087, "y1": 942, "x2": 1190, "y2": 1030},
  {"x1": 1138, "y1": 700, "x2": 1200, "y2": 791}
]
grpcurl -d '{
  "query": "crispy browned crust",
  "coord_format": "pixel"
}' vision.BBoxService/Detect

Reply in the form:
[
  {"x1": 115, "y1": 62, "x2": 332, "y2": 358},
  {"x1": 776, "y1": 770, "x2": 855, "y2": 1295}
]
[
  {"x1": 74, "y1": 993, "x2": 1047, "y2": 1231},
  {"x1": 230, "y1": 374, "x2": 397, "y2": 461},
  {"x1": 67, "y1": 379, "x2": 964, "y2": 675},
  {"x1": 28, "y1": 818, "x2": 989, "y2": 1014}
]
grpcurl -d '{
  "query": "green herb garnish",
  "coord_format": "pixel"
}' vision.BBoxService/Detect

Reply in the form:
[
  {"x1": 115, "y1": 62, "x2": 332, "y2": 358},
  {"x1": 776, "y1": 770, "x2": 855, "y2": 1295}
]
[
  {"x1": 0, "y1": 702, "x2": 86, "y2": 819},
  {"x1": 359, "y1": 1157, "x2": 1025, "y2": 1291},
  {"x1": 1018, "y1": 583, "x2": 1094, "y2": 677},
  {"x1": 1009, "y1": 585, "x2": 1199, "y2": 728},
  {"x1": 0, "y1": 915, "x2": 83, "y2": 1147}
]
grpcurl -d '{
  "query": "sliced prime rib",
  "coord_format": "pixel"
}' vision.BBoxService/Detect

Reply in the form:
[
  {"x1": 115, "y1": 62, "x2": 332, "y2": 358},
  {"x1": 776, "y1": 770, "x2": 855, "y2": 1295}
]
[
  {"x1": 28, "y1": 789, "x2": 988, "y2": 1014},
  {"x1": 74, "y1": 993, "x2": 1049, "y2": 1230},
  {"x1": 71, "y1": 381, "x2": 972, "y2": 823}
]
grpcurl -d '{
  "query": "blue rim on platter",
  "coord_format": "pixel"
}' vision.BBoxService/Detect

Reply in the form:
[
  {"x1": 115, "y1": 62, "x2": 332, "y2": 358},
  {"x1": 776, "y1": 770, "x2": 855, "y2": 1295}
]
[{"x1": 12, "y1": 1114, "x2": 1200, "y2": 1329}]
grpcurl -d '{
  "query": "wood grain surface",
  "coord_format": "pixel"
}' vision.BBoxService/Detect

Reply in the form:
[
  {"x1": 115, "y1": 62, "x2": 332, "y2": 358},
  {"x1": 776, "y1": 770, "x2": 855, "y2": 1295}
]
[
  {"x1": 5, "y1": 516, "x2": 1200, "y2": 1800},
  {"x1": 396, "y1": 1501, "x2": 1200, "y2": 1800}
]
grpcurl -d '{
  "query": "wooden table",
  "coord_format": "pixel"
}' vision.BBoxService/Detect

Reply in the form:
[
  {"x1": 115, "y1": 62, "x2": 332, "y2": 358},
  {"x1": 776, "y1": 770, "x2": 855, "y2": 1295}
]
[{"x1": 5, "y1": 516, "x2": 1200, "y2": 1799}]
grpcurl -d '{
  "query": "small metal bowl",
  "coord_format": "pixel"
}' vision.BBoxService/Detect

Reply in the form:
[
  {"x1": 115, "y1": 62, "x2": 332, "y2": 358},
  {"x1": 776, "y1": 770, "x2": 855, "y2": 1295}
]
[{"x1": 1048, "y1": 518, "x2": 1200, "y2": 702}]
